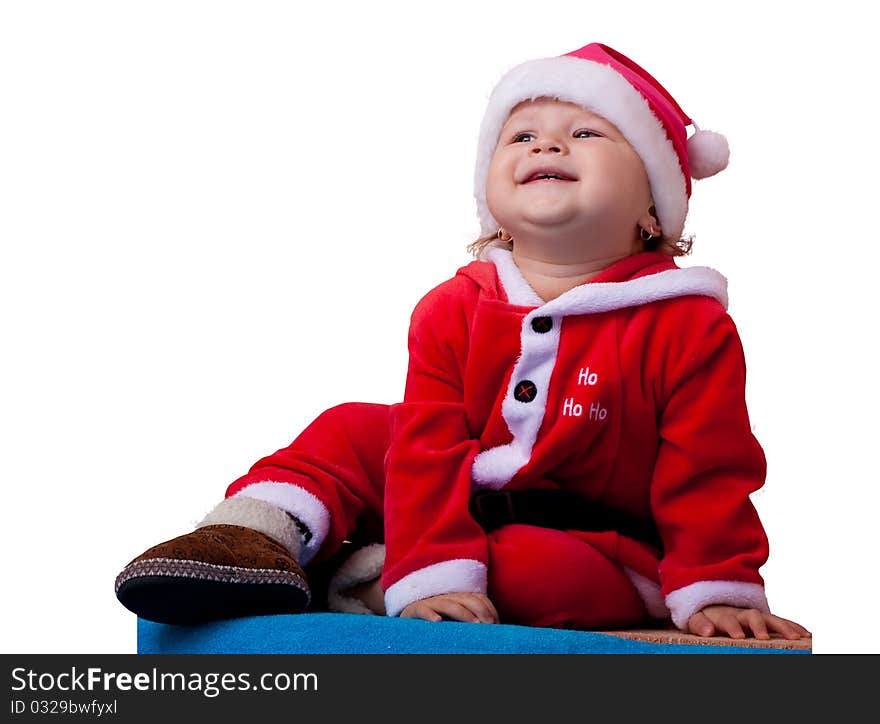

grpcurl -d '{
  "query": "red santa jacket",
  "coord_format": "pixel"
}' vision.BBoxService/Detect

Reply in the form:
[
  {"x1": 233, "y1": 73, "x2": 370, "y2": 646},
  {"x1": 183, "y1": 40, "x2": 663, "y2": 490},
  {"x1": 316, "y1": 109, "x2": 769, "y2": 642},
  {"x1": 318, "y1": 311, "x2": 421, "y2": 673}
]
[{"x1": 381, "y1": 247, "x2": 771, "y2": 628}]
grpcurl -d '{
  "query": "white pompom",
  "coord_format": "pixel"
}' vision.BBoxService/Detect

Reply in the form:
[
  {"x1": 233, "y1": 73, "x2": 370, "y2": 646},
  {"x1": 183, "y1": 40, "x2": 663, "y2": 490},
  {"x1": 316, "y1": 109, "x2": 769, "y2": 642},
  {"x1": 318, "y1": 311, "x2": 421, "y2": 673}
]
[{"x1": 687, "y1": 126, "x2": 730, "y2": 179}]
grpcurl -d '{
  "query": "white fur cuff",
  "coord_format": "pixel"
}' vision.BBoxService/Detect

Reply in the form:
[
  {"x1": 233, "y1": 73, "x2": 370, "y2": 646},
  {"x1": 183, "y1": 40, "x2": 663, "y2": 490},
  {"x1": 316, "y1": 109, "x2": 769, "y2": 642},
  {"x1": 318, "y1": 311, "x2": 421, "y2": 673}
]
[
  {"x1": 384, "y1": 559, "x2": 488, "y2": 618},
  {"x1": 230, "y1": 482, "x2": 331, "y2": 566},
  {"x1": 665, "y1": 580, "x2": 770, "y2": 631},
  {"x1": 197, "y1": 496, "x2": 301, "y2": 560}
]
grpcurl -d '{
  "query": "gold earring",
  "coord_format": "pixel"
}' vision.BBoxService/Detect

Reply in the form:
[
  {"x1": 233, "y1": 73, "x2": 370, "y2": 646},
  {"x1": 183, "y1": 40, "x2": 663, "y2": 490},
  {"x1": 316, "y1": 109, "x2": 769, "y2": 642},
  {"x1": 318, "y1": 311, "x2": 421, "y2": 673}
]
[{"x1": 497, "y1": 227, "x2": 514, "y2": 242}]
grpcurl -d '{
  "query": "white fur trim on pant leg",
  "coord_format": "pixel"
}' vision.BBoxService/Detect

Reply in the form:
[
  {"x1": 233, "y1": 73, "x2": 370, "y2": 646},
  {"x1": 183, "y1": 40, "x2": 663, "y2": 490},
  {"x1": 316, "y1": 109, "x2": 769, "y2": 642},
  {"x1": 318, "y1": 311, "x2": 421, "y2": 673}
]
[
  {"x1": 665, "y1": 580, "x2": 770, "y2": 631},
  {"x1": 326, "y1": 543, "x2": 386, "y2": 615},
  {"x1": 196, "y1": 496, "x2": 301, "y2": 560},
  {"x1": 384, "y1": 559, "x2": 488, "y2": 618},
  {"x1": 622, "y1": 568, "x2": 670, "y2": 621},
  {"x1": 231, "y1": 481, "x2": 331, "y2": 566}
]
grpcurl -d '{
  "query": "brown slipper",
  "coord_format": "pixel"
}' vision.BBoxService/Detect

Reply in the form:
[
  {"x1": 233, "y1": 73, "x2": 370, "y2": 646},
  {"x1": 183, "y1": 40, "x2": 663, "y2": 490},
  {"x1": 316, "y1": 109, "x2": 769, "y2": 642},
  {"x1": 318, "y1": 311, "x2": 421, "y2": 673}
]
[{"x1": 115, "y1": 524, "x2": 310, "y2": 624}]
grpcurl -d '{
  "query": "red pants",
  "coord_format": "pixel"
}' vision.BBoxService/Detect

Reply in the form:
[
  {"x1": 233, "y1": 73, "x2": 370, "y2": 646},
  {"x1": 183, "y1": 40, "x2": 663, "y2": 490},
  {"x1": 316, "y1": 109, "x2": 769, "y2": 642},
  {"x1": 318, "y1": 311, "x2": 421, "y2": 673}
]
[{"x1": 226, "y1": 402, "x2": 647, "y2": 629}]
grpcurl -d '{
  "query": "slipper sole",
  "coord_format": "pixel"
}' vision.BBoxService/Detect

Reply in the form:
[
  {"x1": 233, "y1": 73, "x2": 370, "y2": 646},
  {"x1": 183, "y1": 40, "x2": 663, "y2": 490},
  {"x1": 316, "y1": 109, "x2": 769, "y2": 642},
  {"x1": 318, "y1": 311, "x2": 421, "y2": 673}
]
[{"x1": 115, "y1": 558, "x2": 310, "y2": 624}]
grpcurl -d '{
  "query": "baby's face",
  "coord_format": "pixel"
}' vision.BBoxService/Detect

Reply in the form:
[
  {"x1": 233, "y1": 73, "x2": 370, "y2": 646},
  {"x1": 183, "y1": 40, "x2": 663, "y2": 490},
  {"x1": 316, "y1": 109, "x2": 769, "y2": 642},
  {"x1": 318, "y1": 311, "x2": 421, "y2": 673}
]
[{"x1": 486, "y1": 97, "x2": 653, "y2": 244}]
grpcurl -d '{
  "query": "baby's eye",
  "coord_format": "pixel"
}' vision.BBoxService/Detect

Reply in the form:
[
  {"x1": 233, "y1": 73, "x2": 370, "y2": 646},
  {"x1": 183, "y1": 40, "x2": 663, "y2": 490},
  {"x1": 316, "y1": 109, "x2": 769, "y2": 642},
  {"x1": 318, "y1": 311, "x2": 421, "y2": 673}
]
[{"x1": 512, "y1": 130, "x2": 600, "y2": 143}]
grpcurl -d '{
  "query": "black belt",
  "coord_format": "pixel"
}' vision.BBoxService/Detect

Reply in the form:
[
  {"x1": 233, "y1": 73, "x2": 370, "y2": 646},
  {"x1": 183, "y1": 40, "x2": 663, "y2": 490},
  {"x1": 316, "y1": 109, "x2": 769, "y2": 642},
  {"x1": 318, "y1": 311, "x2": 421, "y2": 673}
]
[{"x1": 469, "y1": 488, "x2": 663, "y2": 551}]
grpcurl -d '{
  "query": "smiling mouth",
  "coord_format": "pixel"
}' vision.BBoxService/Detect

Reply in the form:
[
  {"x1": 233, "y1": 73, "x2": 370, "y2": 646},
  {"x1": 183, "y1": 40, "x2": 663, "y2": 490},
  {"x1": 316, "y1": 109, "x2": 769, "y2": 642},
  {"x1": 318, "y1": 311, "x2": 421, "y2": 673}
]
[
  {"x1": 522, "y1": 177, "x2": 577, "y2": 186},
  {"x1": 521, "y1": 171, "x2": 578, "y2": 185}
]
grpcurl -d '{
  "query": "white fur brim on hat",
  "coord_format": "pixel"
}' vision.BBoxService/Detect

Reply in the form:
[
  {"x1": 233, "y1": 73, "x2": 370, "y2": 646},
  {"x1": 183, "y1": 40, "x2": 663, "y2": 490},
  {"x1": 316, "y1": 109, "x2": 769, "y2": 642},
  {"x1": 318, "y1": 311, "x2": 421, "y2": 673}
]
[{"x1": 473, "y1": 55, "x2": 689, "y2": 246}]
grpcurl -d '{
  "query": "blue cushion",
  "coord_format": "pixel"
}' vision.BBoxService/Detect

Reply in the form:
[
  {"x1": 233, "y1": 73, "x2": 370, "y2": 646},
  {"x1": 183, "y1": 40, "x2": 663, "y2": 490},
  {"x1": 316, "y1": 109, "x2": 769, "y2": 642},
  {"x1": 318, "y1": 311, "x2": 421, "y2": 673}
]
[{"x1": 138, "y1": 613, "x2": 806, "y2": 654}]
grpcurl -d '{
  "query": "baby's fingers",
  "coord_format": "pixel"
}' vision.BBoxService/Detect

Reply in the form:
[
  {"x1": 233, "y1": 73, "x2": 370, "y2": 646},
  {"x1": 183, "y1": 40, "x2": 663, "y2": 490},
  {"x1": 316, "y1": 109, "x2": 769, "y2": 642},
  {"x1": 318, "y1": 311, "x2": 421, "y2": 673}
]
[
  {"x1": 766, "y1": 614, "x2": 812, "y2": 640},
  {"x1": 716, "y1": 614, "x2": 747, "y2": 640},
  {"x1": 460, "y1": 594, "x2": 499, "y2": 624},
  {"x1": 431, "y1": 599, "x2": 484, "y2": 623},
  {"x1": 687, "y1": 611, "x2": 715, "y2": 637},
  {"x1": 742, "y1": 609, "x2": 770, "y2": 640},
  {"x1": 400, "y1": 602, "x2": 443, "y2": 622}
]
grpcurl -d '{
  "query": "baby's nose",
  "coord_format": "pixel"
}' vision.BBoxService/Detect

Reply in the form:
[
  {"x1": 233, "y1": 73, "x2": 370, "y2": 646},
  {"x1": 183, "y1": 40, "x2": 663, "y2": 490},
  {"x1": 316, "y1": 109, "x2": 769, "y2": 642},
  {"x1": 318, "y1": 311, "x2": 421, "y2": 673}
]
[{"x1": 532, "y1": 144, "x2": 562, "y2": 153}]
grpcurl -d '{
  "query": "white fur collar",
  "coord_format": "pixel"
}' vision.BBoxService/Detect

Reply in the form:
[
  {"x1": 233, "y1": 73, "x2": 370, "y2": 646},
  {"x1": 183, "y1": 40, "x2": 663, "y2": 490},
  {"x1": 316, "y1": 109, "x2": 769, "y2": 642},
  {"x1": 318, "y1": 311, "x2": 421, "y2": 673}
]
[{"x1": 486, "y1": 247, "x2": 728, "y2": 312}]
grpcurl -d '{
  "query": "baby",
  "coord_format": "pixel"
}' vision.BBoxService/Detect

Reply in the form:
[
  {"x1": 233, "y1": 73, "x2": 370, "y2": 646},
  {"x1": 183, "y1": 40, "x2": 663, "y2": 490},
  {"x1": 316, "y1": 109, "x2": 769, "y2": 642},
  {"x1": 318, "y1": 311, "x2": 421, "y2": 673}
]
[{"x1": 116, "y1": 42, "x2": 810, "y2": 642}]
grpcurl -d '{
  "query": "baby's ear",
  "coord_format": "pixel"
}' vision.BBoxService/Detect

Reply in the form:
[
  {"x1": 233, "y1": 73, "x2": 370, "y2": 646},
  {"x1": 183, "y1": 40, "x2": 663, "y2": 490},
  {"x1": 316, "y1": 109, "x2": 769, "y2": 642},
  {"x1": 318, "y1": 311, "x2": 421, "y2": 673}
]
[{"x1": 638, "y1": 206, "x2": 662, "y2": 236}]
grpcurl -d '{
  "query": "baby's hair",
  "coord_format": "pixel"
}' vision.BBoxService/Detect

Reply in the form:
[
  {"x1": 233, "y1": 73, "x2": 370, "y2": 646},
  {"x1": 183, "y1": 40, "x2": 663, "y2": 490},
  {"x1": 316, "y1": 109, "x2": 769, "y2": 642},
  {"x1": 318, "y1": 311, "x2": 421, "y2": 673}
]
[{"x1": 466, "y1": 232, "x2": 694, "y2": 259}]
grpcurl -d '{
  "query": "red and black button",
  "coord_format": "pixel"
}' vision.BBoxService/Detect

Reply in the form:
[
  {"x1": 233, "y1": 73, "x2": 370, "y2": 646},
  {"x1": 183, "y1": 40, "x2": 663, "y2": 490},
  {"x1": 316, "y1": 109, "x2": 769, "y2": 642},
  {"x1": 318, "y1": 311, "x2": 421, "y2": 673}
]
[
  {"x1": 513, "y1": 380, "x2": 538, "y2": 403},
  {"x1": 530, "y1": 316, "x2": 553, "y2": 333}
]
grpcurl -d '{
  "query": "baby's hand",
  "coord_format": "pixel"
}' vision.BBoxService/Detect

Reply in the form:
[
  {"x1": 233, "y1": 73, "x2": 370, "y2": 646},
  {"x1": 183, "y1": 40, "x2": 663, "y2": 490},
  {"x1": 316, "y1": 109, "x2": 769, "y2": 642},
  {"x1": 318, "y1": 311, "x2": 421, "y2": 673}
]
[
  {"x1": 400, "y1": 592, "x2": 499, "y2": 624},
  {"x1": 688, "y1": 605, "x2": 812, "y2": 640}
]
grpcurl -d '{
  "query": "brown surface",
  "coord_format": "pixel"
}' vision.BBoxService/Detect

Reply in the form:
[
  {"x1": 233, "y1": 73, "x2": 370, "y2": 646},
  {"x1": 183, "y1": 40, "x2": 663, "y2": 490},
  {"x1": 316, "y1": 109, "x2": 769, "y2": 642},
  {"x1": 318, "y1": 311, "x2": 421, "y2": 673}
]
[
  {"x1": 600, "y1": 625, "x2": 812, "y2": 651},
  {"x1": 124, "y1": 524, "x2": 304, "y2": 572},
  {"x1": 115, "y1": 524, "x2": 312, "y2": 624}
]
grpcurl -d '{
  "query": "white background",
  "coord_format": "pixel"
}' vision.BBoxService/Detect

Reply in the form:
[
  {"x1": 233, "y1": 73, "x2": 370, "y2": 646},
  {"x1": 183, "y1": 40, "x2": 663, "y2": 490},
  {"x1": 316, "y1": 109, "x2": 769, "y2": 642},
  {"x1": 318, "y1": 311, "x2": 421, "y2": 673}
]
[{"x1": 1, "y1": 0, "x2": 876, "y2": 654}]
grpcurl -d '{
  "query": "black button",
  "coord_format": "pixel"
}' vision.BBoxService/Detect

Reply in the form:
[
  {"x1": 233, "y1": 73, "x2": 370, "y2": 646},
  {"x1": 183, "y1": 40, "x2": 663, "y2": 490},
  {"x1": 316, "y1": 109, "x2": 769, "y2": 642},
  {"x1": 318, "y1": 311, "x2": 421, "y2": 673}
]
[
  {"x1": 531, "y1": 316, "x2": 553, "y2": 333},
  {"x1": 513, "y1": 380, "x2": 538, "y2": 403}
]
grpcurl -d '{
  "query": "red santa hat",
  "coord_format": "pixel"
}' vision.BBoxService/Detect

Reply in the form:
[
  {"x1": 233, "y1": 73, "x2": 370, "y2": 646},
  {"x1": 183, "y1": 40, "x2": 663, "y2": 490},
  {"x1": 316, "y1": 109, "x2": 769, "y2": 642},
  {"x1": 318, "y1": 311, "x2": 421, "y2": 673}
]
[{"x1": 473, "y1": 42, "x2": 729, "y2": 246}]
